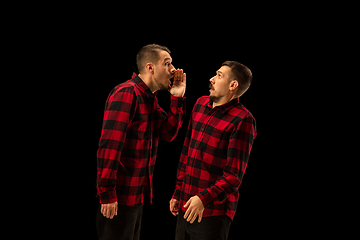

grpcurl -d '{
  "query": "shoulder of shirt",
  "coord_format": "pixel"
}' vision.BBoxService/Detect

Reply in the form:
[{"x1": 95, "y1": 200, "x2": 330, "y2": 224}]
[
  {"x1": 195, "y1": 96, "x2": 210, "y2": 105},
  {"x1": 237, "y1": 104, "x2": 255, "y2": 121},
  {"x1": 112, "y1": 79, "x2": 137, "y2": 95},
  {"x1": 195, "y1": 96, "x2": 256, "y2": 121}
]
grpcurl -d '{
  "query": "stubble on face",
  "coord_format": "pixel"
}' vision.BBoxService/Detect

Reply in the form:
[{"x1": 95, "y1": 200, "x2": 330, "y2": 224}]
[
  {"x1": 154, "y1": 77, "x2": 170, "y2": 91},
  {"x1": 209, "y1": 83, "x2": 219, "y2": 102},
  {"x1": 153, "y1": 51, "x2": 174, "y2": 91}
]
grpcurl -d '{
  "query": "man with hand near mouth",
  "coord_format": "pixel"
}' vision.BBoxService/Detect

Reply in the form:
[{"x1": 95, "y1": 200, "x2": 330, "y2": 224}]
[
  {"x1": 170, "y1": 61, "x2": 257, "y2": 240},
  {"x1": 96, "y1": 44, "x2": 186, "y2": 240}
]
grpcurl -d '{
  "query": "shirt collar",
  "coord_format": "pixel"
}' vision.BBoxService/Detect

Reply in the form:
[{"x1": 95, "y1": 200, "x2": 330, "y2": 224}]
[
  {"x1": 131, "y1": 73, "x2": 157, "y2": 97},
  {"x1": 206, "y1": 97, "x2": 241, "y2": 114}
]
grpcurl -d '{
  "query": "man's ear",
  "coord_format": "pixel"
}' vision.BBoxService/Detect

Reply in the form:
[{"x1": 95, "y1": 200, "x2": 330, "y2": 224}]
[
  {"x1": 145, "y1": 62, "x2": 155, "y2": 74},
  {"x1": 229, "y1": 80, "x2": 239, "y2": 91}
]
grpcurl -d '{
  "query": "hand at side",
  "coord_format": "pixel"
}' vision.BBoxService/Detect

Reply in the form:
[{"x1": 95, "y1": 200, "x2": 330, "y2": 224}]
[
  {"x1": 101, "y1": 202, "x2": 118, "y2": 219},
  {"x1": 183, "y1": 196, "x2": 204, "y2": 224}
]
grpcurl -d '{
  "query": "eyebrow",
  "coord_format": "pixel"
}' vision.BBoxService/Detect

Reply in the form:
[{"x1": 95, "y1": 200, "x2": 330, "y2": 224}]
[
  {"x1": 163, "y1": 57, "x2": 172, "y2": 63},
  {"x1": 216, "y1": 70, "x2": 223, "y2": 74}
]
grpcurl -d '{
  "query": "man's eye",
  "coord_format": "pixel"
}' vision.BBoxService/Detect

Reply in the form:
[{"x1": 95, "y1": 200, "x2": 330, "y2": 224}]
[
  {"x1": 165, "y1": 63, "x2": 170, "y2": 66},
  {"x1": 218, "y1": 74, "x2": 222, "y2": 78}
]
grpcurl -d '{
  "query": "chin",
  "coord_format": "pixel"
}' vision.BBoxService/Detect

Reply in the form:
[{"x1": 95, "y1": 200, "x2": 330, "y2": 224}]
[
  {"x1": 157, "y1": 82, "x2": 169, "y2": 91},
  {"x1": 209, "y1": 95, "x2": 218, "y2": 102}
]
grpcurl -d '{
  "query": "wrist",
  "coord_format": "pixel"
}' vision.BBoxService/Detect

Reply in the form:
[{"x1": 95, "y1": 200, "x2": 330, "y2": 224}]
[{"x1": 171, "y1": 93, "x2": 185, "y2": 97}]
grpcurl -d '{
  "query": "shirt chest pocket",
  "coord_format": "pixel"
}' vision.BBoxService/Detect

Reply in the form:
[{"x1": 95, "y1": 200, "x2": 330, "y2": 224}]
[
  {"x1": 199, "y1": 127, "x2": 229, "y2": 172},
  {"x1": 202, "y1": 127, "x2": 229, "y2": 152}
]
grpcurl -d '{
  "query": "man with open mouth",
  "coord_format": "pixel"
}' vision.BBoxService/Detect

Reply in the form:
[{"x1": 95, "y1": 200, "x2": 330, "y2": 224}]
[
  {"x1": 170, "y1": 61, "x2": 257, "y2": 240},
  {"x1": 96, "y1": 44, "x2": 186, "y2": 240}
]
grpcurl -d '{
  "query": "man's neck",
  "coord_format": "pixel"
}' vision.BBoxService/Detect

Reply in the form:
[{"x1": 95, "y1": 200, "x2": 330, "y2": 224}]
[
  {"x1": 138, "y1": 73, "x2": 159, "y2": 93},
  {"x1": 212, "y1": 94, "x2": 237, "y2": 108}
]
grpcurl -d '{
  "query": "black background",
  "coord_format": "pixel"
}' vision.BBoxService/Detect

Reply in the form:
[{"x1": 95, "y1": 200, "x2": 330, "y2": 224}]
[
  {"x1": 86, "y1": 41, "x2": 278, "y2": 239},
  {"x1": 10, "y1": 4, "x2": 334, "y2": 238},
  {"x1": 53, "y1": 17, "x2": 299, "y2": 239}
]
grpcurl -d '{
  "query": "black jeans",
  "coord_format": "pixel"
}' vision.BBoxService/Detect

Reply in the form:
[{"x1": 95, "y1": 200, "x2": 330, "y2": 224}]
[
  {"x1": 96, "y1": 203, "x2": 143, "y2": 240},
  {"x1": 175, "y1": 211, "x2": 232, "y2": 240}
]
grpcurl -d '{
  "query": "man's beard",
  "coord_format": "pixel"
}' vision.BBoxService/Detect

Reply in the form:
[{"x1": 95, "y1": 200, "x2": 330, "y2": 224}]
[
  {"x1": 209, "y1": 83, "x2": 218, "y2": 102},
  {"x1": 154, "y1": 78, "x2": 169, "y2": 91},
  {"x1": 209, "y1": 94, "x2": 219, "y2": 102}
]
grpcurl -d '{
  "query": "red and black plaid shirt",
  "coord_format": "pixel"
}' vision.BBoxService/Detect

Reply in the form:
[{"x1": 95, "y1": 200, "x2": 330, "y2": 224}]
[
  {"x1": 172, "y1": 96, "x2": 256, "y2": 220},
  {"x1": 97, "y1": 73, "x2": 186, "y2": 205}
]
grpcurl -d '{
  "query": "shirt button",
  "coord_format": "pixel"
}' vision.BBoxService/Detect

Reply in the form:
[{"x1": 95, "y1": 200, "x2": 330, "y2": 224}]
[{"x1": 201, "y1": 128, "x2": 204, "y2": 131}]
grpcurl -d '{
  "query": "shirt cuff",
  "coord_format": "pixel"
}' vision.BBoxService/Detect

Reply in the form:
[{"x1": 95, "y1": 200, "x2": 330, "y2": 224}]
[
  {"x1": 196, "y1": 190, "x2": 213, "y2": 207},
  {"x1": 172, "y1": 189, "x2": 181, "y2": 201},
  {"x1": 99, "y1": 190, "x2": 117, "y2": 204}
]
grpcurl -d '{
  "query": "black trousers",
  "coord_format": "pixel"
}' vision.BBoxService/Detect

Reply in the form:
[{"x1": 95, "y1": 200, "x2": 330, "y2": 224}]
[
  {"x1": 96, "y1": 204, "x2": 143, "y2": 240},
  {"x1": 175, "y1": 211, "x2": 232, "y2": 240}
]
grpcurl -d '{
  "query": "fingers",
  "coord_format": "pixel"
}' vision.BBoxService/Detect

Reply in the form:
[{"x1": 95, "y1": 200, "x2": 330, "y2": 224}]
[
  {"x1": 183, "y1": 197, "x2": 204, "y2": 224},
  {"x1": 183, "y1": 199, "x2": 192, "y2": 221},
  {"x1": 114, "y1": 202, "x2": 118, "y2": 216},
  {"x1": 184, "y1": 207, "x2": 198, "y2": 224},
  {"x1": 174, "y1": 69, "x2": 181, "y2": 81},
  {"x1": 101, "y1": 204, "x2": 110, "y2": 218},
  {"x1": 198, "y1": 211, "x2": 203, "y2": 223},
  {"x1": 109, "y1": 203, "x2": 117, "y2": 219},
  {"x1": 104, "y1": 205, "x2": 112, "y2": 218},
  {"x1": 188, "y1": 210, "x2": 196, "y2": 224},
  {"x1": 101, "y1": 202, "x2": 118, "y2": 219},
  {"x1": 183, "y1": 208, "x2": 190, "y2": 220},
  {"x1": 173, "y1": 69, "x2": 185, "y2": 82},
  {"x1": 171, "y1": 208, "x2": 179, "y2": 216},
  {"x1": 173, "y1": 69, "x2": 178, "y2": 81},
  {"x1": 183, "y1": 198, "x2": 191, "y2": 209},
  {"x1": 169, "y1": 199, "x2": 179, "y2": 216},
  {"x1": 170, "y1": 208, "x2": 177, "y2": 216},
  {"x1": 108, "y1": 208, "x2": 113, "y2": 219},
  {"x1": 101, "y1": 204, "x2": 105, "y2": 215},
  {"x1": 169, "y1": 199, "x2": 177, "y2": 216},
  {"x1": 190, "y1": 214, "x2": 198, "y2": 224}
]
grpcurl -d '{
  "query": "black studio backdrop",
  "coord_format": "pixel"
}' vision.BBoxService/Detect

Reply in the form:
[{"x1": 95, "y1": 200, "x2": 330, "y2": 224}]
[
  {"x1": 24, "y1": 5, "x2": 313, "y2": 237},
  {"x1": 59, "y1": 26, "x2": 282, "y2": 239}
]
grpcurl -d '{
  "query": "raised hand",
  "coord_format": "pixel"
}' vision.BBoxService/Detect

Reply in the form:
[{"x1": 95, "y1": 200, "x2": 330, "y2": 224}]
[{"x1": 169, "y1": 69, "x2": 186, "y2": 97}]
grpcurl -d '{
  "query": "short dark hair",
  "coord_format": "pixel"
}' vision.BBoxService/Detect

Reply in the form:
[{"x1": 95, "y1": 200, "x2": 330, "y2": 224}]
[
  {"x1": 136, "y1": 44, "x2": 171, "y2": 73},
  {"x1": 222, "y1": 61, "x2": 253, "y2": 96}
]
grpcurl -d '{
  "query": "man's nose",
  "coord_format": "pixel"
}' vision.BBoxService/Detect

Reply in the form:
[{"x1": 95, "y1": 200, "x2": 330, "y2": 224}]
[
  {"x1": 170, "y1": 66, "x2": 176, "y2": 74},
  {"x1": 209, "y1": 76, "x2": 215, "y2": 84}
]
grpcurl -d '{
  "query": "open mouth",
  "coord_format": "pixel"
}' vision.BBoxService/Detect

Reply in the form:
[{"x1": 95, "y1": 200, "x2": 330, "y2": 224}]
[
  {"x1": 209, "y1": 84, "x2": 214, "y2": 91},
  {"x1": 168, "y1": 74, "x2": 175, "y2": 89}
]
